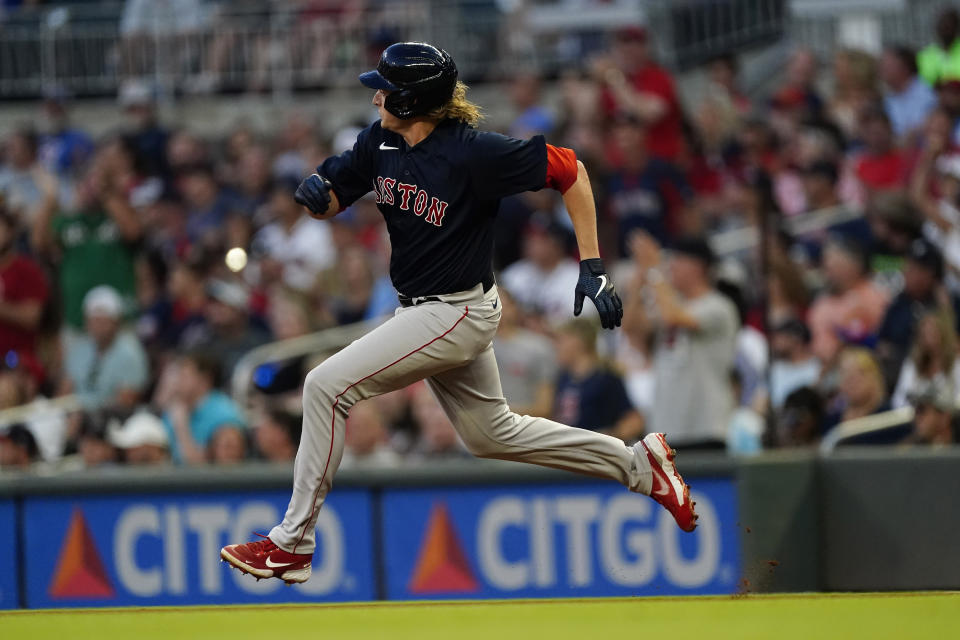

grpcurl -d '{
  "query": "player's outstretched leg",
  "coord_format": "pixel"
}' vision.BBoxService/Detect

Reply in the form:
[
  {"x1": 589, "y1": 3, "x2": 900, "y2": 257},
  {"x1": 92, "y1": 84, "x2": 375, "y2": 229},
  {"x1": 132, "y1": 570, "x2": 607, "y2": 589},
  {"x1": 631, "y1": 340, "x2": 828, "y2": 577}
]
[
  {"x1": 222, "y1": 296, "x2": 491, "y2": 583},
  {"x1": 426, "y1": 343, "x2": 698, "y2": 531}
]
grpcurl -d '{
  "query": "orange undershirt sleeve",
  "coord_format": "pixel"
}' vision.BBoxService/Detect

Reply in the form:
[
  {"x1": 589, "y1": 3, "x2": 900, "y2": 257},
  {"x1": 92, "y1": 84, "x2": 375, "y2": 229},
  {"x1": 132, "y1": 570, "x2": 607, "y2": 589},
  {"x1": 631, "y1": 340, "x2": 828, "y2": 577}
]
[{"x1": 545, "y1": 144, "x2": 578, "y2": 194}]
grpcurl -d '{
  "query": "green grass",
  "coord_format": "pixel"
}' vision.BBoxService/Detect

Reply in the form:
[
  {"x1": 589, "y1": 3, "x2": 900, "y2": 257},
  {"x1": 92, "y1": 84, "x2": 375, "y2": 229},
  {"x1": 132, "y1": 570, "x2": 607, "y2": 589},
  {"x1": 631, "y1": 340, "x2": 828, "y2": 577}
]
[{"x1": 3, "y1": 593, "x2": 958, "y2": 640}]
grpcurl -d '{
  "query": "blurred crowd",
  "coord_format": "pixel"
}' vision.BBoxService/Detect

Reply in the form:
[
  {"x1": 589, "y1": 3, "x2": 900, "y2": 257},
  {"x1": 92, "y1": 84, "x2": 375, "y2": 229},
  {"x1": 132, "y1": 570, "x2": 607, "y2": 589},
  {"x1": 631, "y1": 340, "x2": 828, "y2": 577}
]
[{"x1": 5, "y1": 9, "x2": 960, "y2": 473}]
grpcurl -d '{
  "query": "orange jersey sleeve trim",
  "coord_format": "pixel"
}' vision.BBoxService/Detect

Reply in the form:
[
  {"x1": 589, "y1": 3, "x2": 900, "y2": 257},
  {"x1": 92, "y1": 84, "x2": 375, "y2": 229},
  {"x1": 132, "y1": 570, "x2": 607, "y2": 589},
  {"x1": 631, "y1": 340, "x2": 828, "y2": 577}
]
[{"x1": 545, "y1": 144, "x2": 578, "y2": 194}]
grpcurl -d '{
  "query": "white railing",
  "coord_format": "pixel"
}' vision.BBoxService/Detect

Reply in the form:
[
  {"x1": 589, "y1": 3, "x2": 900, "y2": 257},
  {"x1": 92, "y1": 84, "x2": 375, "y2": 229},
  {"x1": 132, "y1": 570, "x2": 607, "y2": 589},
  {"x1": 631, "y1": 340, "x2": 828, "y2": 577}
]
[
  {"x1": 790, "y1": 0, "x2": 956, "y2": 57},
  {"x1": 819, "y1": 406, "x2": 915, "y2": 453},
  {"x1": 0, "y1": 394, "x2": 81, "y2": 428},
  {"x1": 230, "y1": 315, "x2": 388, "y2": 411},
  {"x1": 0, "y1": 0, "x2": 786, "y2": 100}
]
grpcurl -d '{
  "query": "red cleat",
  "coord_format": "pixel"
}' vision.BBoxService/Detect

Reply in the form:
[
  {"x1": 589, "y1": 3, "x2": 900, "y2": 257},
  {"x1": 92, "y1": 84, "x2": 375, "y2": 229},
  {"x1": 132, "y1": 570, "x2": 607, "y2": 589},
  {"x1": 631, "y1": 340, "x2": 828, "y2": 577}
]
[
  {"x1": 641, "y1": 433, "x2": 699, "y2": 532},
  {"x1": 220, "y1": 534, "x2": 312, "y2": 584}
]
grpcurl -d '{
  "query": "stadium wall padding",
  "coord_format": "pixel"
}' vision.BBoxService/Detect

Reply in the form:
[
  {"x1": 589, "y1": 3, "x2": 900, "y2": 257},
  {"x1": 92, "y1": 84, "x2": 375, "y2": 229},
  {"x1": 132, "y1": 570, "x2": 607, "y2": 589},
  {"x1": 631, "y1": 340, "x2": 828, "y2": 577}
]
[
  {"x1": 0, "y1": 450, "x2": 958, "y2": 608},
  {"x1": 819, "y1": 450, "x2": 960, "y2": 590}
]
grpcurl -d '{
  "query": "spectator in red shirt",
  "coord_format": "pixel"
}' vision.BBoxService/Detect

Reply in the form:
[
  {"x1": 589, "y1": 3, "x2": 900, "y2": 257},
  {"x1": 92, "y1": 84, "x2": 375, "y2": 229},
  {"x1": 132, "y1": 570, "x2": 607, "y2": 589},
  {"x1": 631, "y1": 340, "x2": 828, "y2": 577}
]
[
  {"x1": 853, "y1": 108, "x2": 910, "y2": 194},
  {"x1": 594, "y1": 26, "x2": 686, "y2": 163},
  {"x1": 0, "y1": 206, "x2": 48, "y2": 360}
]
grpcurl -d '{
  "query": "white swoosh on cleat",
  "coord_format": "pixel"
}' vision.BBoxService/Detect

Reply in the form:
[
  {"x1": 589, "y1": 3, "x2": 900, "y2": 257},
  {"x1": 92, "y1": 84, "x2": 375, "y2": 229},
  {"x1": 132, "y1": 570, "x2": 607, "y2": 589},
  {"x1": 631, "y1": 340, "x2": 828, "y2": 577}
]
[
  {"x1": 653, "y1": 480, "x2": 672, "y2": 498},
  {"x1": 265, "y1": 557, "x2": 296, "y2": 568}
]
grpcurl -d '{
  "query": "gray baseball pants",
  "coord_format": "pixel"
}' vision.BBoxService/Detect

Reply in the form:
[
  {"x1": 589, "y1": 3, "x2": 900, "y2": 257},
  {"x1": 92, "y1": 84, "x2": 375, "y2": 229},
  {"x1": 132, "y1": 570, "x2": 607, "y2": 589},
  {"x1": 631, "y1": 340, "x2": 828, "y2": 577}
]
[{"x1": 270, "y1": 283, "x2": 653, "y2": 554}]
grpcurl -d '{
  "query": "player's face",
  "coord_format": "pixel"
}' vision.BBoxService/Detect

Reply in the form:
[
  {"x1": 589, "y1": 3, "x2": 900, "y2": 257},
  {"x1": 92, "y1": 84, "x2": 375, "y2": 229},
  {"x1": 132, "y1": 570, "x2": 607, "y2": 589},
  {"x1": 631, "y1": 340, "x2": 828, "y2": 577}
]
[{"x1": 373, "y1": 89, "x2": 401, "y2": 131}]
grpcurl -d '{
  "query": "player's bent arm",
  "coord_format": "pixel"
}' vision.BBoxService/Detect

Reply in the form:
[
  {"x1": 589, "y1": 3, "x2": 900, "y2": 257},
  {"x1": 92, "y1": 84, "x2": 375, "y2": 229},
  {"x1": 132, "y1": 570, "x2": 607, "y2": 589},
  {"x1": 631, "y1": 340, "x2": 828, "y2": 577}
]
[{"x1": 561, "y1": 161, "x2": 601, "y2": 260}]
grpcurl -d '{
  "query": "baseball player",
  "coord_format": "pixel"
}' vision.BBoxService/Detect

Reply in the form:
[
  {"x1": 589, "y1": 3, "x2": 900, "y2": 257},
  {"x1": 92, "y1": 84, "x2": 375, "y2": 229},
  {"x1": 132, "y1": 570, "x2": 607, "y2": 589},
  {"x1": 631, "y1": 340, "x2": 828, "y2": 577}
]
[{"x1": 221, "y1": 42, "x2": 698, "y2": 585}]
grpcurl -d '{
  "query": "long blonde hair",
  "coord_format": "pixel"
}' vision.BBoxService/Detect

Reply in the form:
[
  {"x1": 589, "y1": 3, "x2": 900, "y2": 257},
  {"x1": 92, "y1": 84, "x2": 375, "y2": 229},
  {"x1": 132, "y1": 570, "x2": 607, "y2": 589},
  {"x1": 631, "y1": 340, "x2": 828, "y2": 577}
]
[{"x1": 429, "y1": 81, "x2": 483, "y2": 127}]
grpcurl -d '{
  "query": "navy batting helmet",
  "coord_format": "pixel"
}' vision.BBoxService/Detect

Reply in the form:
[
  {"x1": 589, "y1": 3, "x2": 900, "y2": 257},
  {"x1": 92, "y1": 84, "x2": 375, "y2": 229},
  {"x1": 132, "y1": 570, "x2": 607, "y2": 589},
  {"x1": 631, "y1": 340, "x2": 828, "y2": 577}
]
[{"x1": 359, "y1": 42, "x2": 458, "y2": 119}]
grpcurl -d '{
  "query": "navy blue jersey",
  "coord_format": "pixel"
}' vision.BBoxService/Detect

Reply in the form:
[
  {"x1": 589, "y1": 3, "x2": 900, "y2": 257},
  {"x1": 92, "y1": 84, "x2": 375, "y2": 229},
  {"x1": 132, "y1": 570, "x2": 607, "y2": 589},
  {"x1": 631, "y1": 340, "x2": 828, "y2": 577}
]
[{"x1": 319, "y1": 119, "x2": 548, "y2": 297}]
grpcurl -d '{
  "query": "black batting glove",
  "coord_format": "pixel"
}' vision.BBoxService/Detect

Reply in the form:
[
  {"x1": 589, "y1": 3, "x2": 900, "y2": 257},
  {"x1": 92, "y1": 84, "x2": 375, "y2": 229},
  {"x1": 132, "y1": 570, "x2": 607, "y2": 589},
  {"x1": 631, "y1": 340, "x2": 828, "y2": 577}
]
[
  {"x1": 294, "y1": 173, "x2": 333, "y2": 215},
  {"x1": 574, "y1": 258, "x2": 623, "y2": 330}
]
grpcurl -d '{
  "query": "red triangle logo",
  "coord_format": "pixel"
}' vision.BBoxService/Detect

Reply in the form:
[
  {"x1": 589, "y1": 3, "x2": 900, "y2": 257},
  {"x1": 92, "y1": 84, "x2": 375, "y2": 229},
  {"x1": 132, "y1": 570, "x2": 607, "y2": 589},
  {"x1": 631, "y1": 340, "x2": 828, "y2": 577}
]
[
  {"x1": 49, "y1": 508, "x2": 115, "y2": 599},
  {"x1": 408, "y1": 502, "x2": 479, "y2": 594}
]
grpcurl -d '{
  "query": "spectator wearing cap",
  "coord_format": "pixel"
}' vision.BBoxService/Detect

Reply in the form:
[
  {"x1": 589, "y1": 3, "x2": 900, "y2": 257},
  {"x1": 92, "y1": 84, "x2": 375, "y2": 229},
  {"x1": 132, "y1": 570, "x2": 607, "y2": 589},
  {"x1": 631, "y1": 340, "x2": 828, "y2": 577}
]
[
  {"x1": 881, "y1": 45, "x2": 937, "y2": 141},
  {"x1": 770, "y1": 318, "x2": 821, "y2": 410},
  {"x1": 117, "y1": 80, "x2": 169, "y2": 178},
  {"x1": 877, "y1": 238, "x2": 960, "y2": 385},
  {"x1": 0, "y1": 423, "x2": 39, "y2": 470},
  {"x1": 162, "y1": 351, "x2": 247, "y2": 465},
  {"x1": 807, "y1": 235, "x2": 889, "y2": 364},
  {"x1": 594, "y1": 26, "x2": 686, "y2": 163},
  {"x1": 501, "y1": 218, "x2": 584, "y2": 326},
  {"x1": 891, "y1": 308, "x2": 960, "y2": 410},
  {"x1": 0, "y1": 205, "x2": 48, "y2": 361},
  {"x1": 918, "y1": 8, "x2": 960, "y2": 86},
  {"x1": 631, "y1": 233, "x2": 740, "y2": 449},
  {"x1": 64, "y1": 285, "x2": 149, "y2": 410},
  {"x1": 184, "y1": 279, "x2": 268, "y2": 382},
  {"x1": 253, "y1": 175, "x2": 336, "y2": 292},
  {"x1": 904, "y1": 376, "x2": 957, "y2": 446},
  {"x1": 32, "y1": 156, "x2": 141, "y2": 331},
  {"x1": 110, "y1": 410, "x2": 170, "y2": 465},
  {"x1": 493, "y1": 288, "x2": 556, "y2": 419},
  {"x1": 552, "y1": 318, "x2": 643, "y2": 441},
  {"x1": 602, "y1": 115, "x2": 692, "y2": 256}
]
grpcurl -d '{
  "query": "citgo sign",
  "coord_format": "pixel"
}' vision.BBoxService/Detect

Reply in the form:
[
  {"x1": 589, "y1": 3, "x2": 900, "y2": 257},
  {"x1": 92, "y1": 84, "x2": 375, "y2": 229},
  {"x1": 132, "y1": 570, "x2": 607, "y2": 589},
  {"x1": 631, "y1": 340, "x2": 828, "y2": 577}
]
[
  {"x1": 381, "y1": 480, "x2": 740, "y2": 599},
  {"x1": 21, "y1": 490, "x2": 374, "y2": 608}
]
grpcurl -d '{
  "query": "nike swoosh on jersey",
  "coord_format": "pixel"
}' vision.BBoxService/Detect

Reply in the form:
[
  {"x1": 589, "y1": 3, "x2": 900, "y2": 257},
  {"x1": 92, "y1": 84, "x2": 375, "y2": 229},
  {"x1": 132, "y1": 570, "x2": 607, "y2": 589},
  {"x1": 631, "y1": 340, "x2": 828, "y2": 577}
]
[
  {"x1": 492, "y1": 298, "x2": 498, "y2": 309},
  {"x1": 265, "y1": 557, "x2": 296, "y2": 568},
  {"x1": 594, "y1": 275, "x2": 607, "y2": 298},
  {"x1": 379, "y1": 142, "x2": 399, "y2": 150}
]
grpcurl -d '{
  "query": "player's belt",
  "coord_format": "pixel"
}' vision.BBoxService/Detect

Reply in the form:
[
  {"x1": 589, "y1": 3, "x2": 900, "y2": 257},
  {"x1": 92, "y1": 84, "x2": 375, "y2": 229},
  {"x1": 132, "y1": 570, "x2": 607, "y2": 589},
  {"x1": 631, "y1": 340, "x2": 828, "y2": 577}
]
[
  {"x1": 398, "y1": 295, "x2": 442, "y2": 308},
  {"x1": 399, "y1": 274, "x2": 495, "y2": 308}
]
